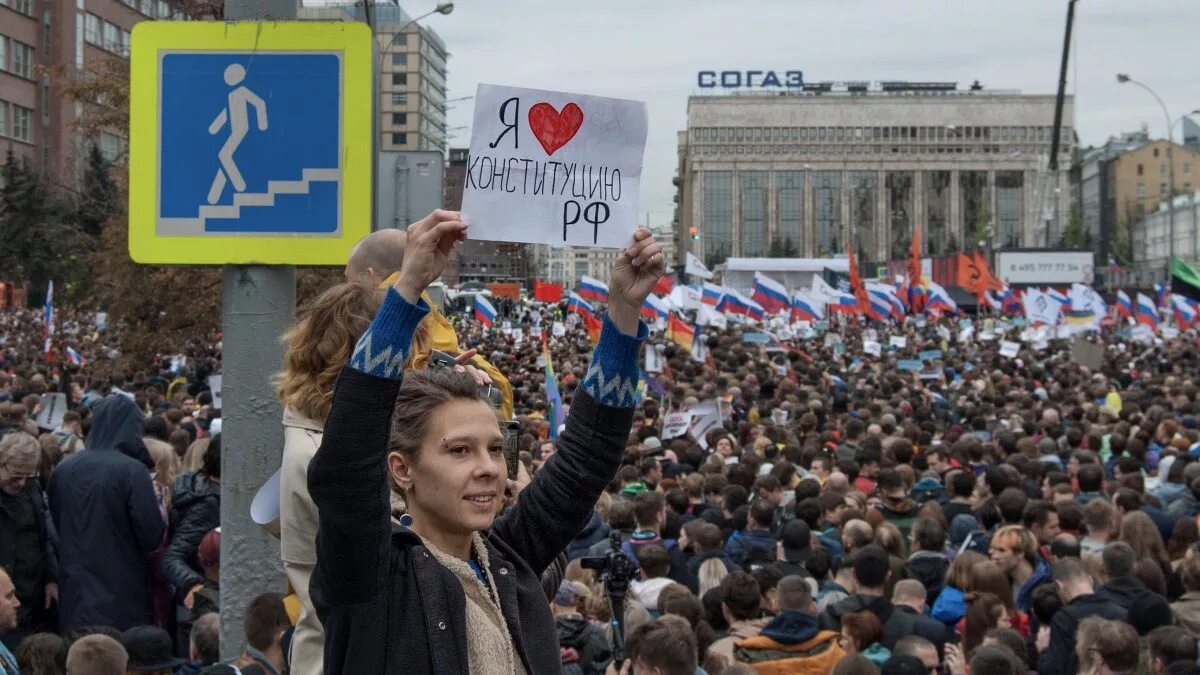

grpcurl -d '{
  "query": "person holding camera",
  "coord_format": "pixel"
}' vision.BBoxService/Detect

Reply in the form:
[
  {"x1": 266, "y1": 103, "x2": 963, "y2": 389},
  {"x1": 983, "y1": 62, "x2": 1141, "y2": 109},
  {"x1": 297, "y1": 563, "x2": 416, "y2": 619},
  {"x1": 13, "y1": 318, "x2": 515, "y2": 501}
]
[{"x1": 308, "y1": 209, "x2": 663, "y2": 674}]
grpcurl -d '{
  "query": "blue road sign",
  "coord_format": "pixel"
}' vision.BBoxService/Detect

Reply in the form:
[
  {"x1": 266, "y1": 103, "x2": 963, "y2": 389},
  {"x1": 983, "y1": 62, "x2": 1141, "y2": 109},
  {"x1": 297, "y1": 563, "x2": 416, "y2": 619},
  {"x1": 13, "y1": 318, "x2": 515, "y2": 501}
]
[{"x1": 157, "y1": 52, "x2": 341, "y2": 236}]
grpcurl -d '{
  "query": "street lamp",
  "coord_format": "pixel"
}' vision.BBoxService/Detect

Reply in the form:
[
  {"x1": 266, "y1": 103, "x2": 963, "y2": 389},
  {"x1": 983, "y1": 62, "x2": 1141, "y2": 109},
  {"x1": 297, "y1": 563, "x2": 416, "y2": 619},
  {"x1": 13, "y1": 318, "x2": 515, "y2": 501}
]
[{"x1": 1118, "y1": 73, "x2": 1176, "y2": 271}]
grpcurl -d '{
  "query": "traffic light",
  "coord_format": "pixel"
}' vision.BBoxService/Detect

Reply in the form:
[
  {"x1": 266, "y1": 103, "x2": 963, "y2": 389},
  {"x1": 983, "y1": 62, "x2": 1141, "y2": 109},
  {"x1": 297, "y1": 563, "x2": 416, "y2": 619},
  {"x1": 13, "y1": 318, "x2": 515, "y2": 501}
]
[{"x1": 689, "y1": 227, "x2": 699, "y2": 240}]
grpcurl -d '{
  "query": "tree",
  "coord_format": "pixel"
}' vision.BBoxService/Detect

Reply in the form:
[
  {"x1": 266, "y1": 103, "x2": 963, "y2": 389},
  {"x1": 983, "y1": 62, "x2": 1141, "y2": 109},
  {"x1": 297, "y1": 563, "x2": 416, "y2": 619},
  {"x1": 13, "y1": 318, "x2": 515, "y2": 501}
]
[
  {"x1": 0, "y1": 151, "x2": 78, "y2": 306},
  {"x1": 1060, "y1": 203, "x2": 1087, "y2": 249},
  {"x1": 74, "y1": 145, "x2": 119, "y2": 239}
]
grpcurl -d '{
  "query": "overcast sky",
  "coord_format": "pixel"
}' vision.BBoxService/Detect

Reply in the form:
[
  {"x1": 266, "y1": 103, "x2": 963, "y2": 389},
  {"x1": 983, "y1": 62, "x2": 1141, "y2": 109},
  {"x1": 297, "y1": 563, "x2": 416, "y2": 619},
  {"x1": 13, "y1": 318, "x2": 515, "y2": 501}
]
[{"x1": 401, "y1": 0, "x2": 1199, "y2": 229}]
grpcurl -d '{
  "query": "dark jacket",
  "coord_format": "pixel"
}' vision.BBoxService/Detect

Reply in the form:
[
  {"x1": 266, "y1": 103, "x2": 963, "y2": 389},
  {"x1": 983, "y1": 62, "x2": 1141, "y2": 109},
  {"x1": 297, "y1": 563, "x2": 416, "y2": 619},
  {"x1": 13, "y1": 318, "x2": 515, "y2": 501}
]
[
  {"x1": 556, "y1": 614, "x2": 611, "y2": 675},
  {"x1": 726, "y1": 529, "x2": 777, "y2": 569},
  {"x1": 1036, "y1": 592, "x2": 1128, "y2": 675},
  {"x1": 309, "y1": 367, "x2": 633, "y2": 675},
  {"x1": 907, "y1": 551, "x2": 949, "y2": 604},
  {"x1": 162, "y1": 471, "x2": 220, "y2": 593},
  {"x1": 687, "y1": 548, "x2": 739, "y2": 591},
  {"x1": 818, "y1": 594, "x2": 946, "y2": 651},
  {"x1": 47, "y1": 395, "x2": 164, "y2": 633},
  {"x1": 0, "y1": 480, "x2": 58, "y2": 612},
  {"x1": 567, "y1": 512, "x2": 608, "y2": 560},
  {"x1": 1095, "y1": 575, "x2": 1158, "y2": 614}
]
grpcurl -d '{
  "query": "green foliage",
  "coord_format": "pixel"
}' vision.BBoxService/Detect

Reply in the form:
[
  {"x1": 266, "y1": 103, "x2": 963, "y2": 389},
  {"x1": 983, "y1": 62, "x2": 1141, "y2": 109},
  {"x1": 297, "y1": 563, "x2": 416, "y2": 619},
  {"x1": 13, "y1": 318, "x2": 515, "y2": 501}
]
[
  {"x1": 1060, "y1": 202, "x2": 1088, "y2": 249},
  {"x1": 0, "y1": 151, "x2": 80, "y2": 306}
]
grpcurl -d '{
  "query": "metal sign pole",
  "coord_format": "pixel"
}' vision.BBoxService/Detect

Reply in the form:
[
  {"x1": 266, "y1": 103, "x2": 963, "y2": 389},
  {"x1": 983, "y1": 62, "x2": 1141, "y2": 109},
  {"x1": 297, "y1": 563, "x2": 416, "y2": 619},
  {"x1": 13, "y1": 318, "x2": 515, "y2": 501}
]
[{"x1": 218, "y1": 0, "x2": 296, "y2": 659}]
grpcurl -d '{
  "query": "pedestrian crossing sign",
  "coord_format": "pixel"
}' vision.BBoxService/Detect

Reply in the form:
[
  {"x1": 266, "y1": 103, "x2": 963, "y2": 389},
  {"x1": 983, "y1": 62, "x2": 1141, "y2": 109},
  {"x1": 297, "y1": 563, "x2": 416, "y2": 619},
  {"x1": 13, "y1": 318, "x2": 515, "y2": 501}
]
[{"x1": 128, "y1": 22, "x2": 372, "y2": 265}]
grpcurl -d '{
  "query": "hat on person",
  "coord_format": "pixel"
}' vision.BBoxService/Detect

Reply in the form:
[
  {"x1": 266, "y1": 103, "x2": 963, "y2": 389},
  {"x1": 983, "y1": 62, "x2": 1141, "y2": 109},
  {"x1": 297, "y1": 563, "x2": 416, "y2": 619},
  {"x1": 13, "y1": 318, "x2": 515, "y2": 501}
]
[
  {"x1": 121, "y1": 626, "x2": 186, "y2": 672},
  {"x1": 198, "y1": 529, "x2": 220, "y2": 568},
  {"x1": 781, "y1": 520, "x2": 811, "y2": 562},
  {"x1": 642, "y1": 437, "x2": 664, "y2": 456},
  {"x1": 553, "y1": 580, "x2": 578, "y2": 607}
]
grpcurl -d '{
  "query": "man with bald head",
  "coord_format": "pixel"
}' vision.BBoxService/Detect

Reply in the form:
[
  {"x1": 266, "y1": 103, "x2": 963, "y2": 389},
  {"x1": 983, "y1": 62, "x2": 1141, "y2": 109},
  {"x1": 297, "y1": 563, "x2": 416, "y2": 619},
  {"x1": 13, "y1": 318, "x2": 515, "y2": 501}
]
[{"x1": 345, "y1": 228, "x2": 407, "y2": 284}]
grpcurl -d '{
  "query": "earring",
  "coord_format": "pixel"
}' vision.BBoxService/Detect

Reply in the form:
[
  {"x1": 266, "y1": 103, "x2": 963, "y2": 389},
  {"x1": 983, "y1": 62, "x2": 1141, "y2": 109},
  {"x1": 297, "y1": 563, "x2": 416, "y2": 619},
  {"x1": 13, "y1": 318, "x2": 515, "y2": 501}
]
[{"x1": 399, "y1": 513, "x2": 414, "y2": 528}]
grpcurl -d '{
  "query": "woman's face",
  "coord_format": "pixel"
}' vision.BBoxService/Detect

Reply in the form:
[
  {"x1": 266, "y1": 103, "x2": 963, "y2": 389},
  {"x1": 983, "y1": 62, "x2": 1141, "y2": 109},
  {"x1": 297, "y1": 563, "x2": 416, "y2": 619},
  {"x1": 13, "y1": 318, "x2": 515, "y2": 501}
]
[
  {"x1": 840, "y1": 629, "x2": 859, "y2": 654},
  {"x1": 392, "y1": 398, "x2": 506, "y2": 537}
]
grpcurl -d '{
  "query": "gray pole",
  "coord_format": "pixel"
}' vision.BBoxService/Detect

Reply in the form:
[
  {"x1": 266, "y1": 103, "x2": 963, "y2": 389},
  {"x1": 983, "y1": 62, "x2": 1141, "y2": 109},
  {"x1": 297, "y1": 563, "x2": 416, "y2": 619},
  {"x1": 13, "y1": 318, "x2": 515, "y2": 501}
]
[
  {"x1": 1118, "y1": 75, "x2": 1175, "y2": 274},
  {"x1": 220, "y1": 0, "x2": 296, "y2": 659}
]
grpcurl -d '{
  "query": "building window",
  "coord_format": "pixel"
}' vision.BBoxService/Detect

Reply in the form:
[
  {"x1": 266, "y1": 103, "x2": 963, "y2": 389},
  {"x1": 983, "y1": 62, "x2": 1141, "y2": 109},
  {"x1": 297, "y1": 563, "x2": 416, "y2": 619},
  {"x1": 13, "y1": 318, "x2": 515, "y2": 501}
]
[
  {"x1": 777, "y1": 171, "x2": 804, "y2": 253},
  {"x1": 99, "y1": 132, "x2": 121, "y2": 161},
  {"x1": 391, "y1": 132, "x2": 407, "y2": 145},
  {"x1": 1137, "y1": 163, "x2": 1143, "y2": 176},
  {"x1": 12, "y1": 41, "x2": 32, "y2": 79},
  {"x1": 814, "y1": 171, "x2": 842, "y2": 255},
  {"x1": 0, "y1": 102, "x2": 7, "y2": 137},
  {"x1": 1186, "y1": 162, "x2": 1192, "y2": 175},
  {"x1": 739, "y1": 171, "x2": 768, "y2": 257},
  {"x1": 392, "y1": 33, "x2": 407, "y2": 46},
  {"x1": 1154, "y1": 147, "x2": 1160, "y2": 158},
  {"x1": 1137, "y1": 183, "x2": 1145, "y2": 197},
  {"x1": 391, "y1": 53, "x2": 406, "y2": 66},
  {"x1": 391, "y1": 93, "x2": 407, "y2": 105},
  {"x1": 703, "y1": 171, "x2": 733, "y2": 266},
  {"x1": 13, "y1": 0, "x2": 33, "y2": 15},
  {"x1": 85, "y1": 14, "x2": 101, "y2": 45},
  {"x1": 887, "y1": 172, "x2": 914, "y2": 259},
  {"x1": 1161, "y1": 163, "x2": 1168, "y2": 176},
  {"x1": 12, "y1": 105, "x2": 32, "y2": 142},
  {"x1": 392, "y1": 112, "x2": 406, "y2": 125},
  {"x1": 849, "y1": 171, "x2": 878, "y2": 257},
  {"x1": 103, "y1": 21, "x2": 119, "y2": 52},
  {"x1": 392, "y1": 73, "x2": 407, "y2": 86},
  {"x1": 0, "y1": 37, "x2": 7, "y2": 74},
  {"x1": 925, "y1": 171, "x2": 952, "y2": 254},
  {"x1": 1160, "y1": 183, "x2": 1168, "y2": 196},
  {"x1": 139, "y1": 0, "x2": 152, "y2": 15}
]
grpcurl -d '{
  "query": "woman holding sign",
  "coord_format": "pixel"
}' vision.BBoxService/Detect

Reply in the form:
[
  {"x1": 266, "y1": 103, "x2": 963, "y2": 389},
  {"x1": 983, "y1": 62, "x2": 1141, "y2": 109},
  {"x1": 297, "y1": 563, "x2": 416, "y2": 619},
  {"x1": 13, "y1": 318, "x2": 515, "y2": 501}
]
[{"x1": 308, "y1": 209, "x2": 663, "y2": 674}]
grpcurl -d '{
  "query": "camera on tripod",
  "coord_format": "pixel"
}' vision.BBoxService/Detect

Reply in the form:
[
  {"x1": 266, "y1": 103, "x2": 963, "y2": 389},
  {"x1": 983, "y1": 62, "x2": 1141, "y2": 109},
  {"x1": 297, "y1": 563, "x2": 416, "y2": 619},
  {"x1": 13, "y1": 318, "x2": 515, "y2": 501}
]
[{"x1": 580, "y1": 531, "x2": 640, "y2": 664}]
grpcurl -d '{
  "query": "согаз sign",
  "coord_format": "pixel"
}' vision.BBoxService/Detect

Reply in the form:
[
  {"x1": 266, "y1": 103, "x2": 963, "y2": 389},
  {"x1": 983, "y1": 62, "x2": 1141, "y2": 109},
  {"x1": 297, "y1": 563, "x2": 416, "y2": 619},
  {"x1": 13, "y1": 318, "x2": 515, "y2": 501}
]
[{"x1": 697, "y1": 70, "x2": 804, "y2": 89}]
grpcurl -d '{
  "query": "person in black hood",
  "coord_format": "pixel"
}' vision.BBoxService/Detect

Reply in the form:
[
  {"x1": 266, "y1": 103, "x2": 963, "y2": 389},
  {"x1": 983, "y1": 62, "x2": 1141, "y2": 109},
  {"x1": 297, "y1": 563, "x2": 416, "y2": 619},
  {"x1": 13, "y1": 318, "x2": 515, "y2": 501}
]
[
  {"x1": 163, "y1": 434, "x2": 221, "y2": 649},
  {"x1": 48, "y1": 394, "x2": 164, "y2": 633},
  {"x1": 906, "y1": 517, "x2": 949, "y2": 603},
  {"x1": 1094, "y1": 541, "x2": 1157, "y2": 613}
]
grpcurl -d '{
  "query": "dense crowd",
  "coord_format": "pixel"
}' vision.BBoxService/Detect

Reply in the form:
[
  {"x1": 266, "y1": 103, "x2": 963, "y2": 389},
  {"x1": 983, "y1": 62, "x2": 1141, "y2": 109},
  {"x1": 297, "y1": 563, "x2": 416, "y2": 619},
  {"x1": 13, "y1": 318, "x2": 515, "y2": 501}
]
[{"x1": 0, "y1": 216, "x2": 1199, "y2": 675}]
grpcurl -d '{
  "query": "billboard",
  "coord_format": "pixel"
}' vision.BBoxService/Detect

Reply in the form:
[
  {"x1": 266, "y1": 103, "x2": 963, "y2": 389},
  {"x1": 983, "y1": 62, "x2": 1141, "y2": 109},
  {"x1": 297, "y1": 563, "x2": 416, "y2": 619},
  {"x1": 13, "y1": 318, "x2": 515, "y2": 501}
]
[{"x1": 995, "y1": 251, "x2": 1094, "y2": 286}]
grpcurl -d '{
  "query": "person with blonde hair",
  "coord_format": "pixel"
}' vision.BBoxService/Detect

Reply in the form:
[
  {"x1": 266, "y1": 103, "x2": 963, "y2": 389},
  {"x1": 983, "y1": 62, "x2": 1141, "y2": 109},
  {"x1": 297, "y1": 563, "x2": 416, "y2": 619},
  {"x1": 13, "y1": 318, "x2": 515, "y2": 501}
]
[
  {"x1": 0, "y1": 431, "x2": 58, "y2": 643},
  {"x1": 989, "y1": 524, "x2": 1050, "y2": 612},
  {"x1": 65, "y1": 634, "x2": 127, "y2": 675},
  {"x1": 179, "y1": 437, "x2": 210, "y2": 474}
]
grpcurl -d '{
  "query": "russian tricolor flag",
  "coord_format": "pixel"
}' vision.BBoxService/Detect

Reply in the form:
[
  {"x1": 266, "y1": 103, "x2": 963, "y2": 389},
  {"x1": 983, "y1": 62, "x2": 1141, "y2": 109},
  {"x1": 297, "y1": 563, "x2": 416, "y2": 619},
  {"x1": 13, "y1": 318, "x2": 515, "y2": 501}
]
[
  {"x1": 751, "y1": 272, "x2": 789, "y2": 315},
  {"x1": 642, "y1": 294, "x2": 670, "y2": 322},
  {"x1": 566, "y1": 292, "x2": 593, "y2": 316},
  {"x1": 828, "y1": 293, "x2": 859, "y2": 314},
  {"x1": 1135, "y1": 292, "x2": 1158, "y2": 329},
  {"x1": 867, "y1": 283, "x2": 904, "y2": 320},
  {"x1": 999, "y1": 288, "x2": 1021, "y2": 315},
  {"x1": 578, "y1": 276, "x2": 609, "y2": 303},
  {"x1": 1046, "y1": 287, "x2": 1069, "y2": 305},
  {"x1": 744, "y1": 295, "x2": 765, "y2": 321},
  {"x1": 984, "y1": 290, "x2": 1003, "y2": 312},
  {"x1": 65, "y1": 346, "x2": 84, "y2": 366},
  {"x1": 1155, "y1": 282, "x2": 1169, "y2": 309},
  {"x1": 1116, "y1": 290, "x2": 1133, "y2": 319},
  {"x1": 474, "y1": 295, "x2": 497, "y2": 330},
  {"x1": 925, "y1": 282, "x2": 957, "y2": 315},
  {"x1": 790, "y1": 291, "x2": 823, "y2": 322},
  {"x1": 1172, "y1": 294, "x2": 1199, "y2": 329},
  {"x1": 701, "y1": 282, "x2": 723, "y2": 307}
]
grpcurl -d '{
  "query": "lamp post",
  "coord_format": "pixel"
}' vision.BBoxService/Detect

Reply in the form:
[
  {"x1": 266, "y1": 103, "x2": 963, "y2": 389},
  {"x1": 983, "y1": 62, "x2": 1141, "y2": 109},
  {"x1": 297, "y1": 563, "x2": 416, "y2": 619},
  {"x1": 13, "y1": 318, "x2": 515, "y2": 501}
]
[{"x1": 1118, "y1": 73, "x2": 1175, "y2": 274}]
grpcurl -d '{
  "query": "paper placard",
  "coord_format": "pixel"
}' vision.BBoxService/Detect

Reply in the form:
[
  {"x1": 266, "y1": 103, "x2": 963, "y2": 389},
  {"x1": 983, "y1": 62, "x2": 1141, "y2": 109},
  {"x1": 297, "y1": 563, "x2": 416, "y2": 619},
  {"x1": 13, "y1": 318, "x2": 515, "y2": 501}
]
[
  {"x1": 35, "y1": 393, "x2": 67, "y2": 431},
  {"x1": 461, "y1": 84, "x2": 648, "y2": 248},
  {"x1": 661, "y1": 411, "x2": 694, "y2": 440},
  {"x1": 530, "y1": 326, "x2": 542, "y2": 338},
  {"x1": 207, "y1": 375, "x2": 222, "y2": 410},
  {"x1": 1070, "y1": 338, "x2": 1104, "y2": 370},
  {"x1": 644, "y1": 346, "x2": 663, "y2": 374},
  {"x1": 1163, "y1": 326, "x2": 1180, "y2": 339},
  {"x1": 1000, "y1": 341, "x2": 1021, "y2": 358},
  {"x1": 863, "y1": 340, "x2": 882, "y2": 357},
  {"x1": 770, "y1": 409, "x2": 789, "y2": 426},
  {"x1": 958, "y1": 327, "x2": 975, "y2": 343},
  {"x1": 889, "y1": 336, "x2": 907, "y2": 348},
  {"x1": 824, "y1": 334, "x2": 843, "y2": 348},
  {"x1": 743, "y1": 332, "x2": 771, "y2": 345},
  {"x1": 978, "y1": 330, "x2": 996, "y2": 341},
  {"x1": 897, "y1": 359, "x2": 923, "y2": 372},
  {"x1": 552, "y1": 321, "x2": 566, "y2": 337},
  {"x1": 936, "y1": 326, "x2": 952, "y2": 343},
  {"x1": 919, "y1": 349, "x2": 943, "y2": 362}
]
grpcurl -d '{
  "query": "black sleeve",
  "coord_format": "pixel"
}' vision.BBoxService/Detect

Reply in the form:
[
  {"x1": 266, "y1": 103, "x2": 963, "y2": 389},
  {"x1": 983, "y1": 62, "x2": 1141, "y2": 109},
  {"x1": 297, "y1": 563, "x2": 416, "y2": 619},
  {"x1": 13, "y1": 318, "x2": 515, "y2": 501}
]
[{"x1": 307, "y1": 367, "x2": 400, "y2": 606}]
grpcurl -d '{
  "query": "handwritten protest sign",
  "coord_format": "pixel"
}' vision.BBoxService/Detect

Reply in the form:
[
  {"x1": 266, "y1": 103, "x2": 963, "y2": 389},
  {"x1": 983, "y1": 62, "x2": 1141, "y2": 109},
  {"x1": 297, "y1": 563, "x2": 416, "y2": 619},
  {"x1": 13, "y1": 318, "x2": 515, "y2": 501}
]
[
  {"x1": 552, "y1": 321, "x2": 566, "y2": 337},
  {"x1": 999, "y1": 341, "x2": 1021, "y2": 358},
  {"x1": 461, "y1": 84, "x2": 648, "y2": 248},
  {"x1": 207, "y1": 375, "x2": 222, "y2": 410},
  {"x1": 863, "y1": 340, "x2": 881, "y2": 357},
  {"x1": 889, "y1": 336, "x2": 907, "y2": 349},
  {"x1": 661, "y1": 411, "x2": 693, "y2": 440}
]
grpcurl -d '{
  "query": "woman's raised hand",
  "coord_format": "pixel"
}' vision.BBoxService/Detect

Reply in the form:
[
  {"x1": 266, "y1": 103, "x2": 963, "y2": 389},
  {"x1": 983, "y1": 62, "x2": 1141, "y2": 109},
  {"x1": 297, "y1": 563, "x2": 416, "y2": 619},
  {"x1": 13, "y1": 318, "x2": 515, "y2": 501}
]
[
  {"x1": 394, "y1": 209, "x2": 468, "y2": 304},
  {"x1": 607, "y1": 227, "x2": 664, "y2": 336}
]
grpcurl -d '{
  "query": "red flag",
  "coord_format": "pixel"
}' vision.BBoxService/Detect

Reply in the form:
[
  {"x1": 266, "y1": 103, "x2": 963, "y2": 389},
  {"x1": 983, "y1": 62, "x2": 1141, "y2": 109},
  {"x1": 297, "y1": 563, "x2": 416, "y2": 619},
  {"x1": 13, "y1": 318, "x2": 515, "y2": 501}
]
[
  {"x1": 849, "y1": 243, "x2": 877, "y2": 319},
  {"x1": 585, "y1": 313, "x2": 603, "y2": 343},
  {"x1": 668, "y1": 314, "x2": 695, "y2": 352},
  {"x1": 907, "y1": 226, "x2": 925, "y2": 313},
  {"x1": 533, "y1": 280, "x2": 563, "y2": 303},
  {"x1": 653, "y1": 276, "x2": 676, "y2": 296}
]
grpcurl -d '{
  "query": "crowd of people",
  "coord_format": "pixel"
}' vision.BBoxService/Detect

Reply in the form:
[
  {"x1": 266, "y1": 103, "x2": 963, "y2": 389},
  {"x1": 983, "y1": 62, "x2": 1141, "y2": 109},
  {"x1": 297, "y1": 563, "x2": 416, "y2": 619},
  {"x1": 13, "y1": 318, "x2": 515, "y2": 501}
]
[{"x1": 0, "y1": 210, "x2": 1199, "y2": 674}]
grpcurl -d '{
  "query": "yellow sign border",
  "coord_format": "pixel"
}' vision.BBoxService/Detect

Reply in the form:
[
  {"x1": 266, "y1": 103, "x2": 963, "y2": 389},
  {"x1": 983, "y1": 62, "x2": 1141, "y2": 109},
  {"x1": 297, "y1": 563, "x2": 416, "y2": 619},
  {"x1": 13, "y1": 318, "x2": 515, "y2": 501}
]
[{"x1": 129, "y1": 21, "x2": 372, "y2": 265}]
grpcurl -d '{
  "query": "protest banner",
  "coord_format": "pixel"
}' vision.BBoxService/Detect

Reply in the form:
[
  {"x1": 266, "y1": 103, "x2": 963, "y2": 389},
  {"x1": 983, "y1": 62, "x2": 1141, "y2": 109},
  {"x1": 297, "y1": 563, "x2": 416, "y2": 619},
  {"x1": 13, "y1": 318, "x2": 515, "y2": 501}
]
[
  {"x1": 863, "y1": 340, "x2": 881, "y2": 357},
  {"x1": 1070, "y1": 337, "x2": 1104, "y2": 370},
  {"x1": 919, "y1": 349, "x2": 943, "y2": 362},
  {"x1": 552, "y1": 321, "x2": 566, "y2": 337},
  {"x1": 661, "y1": 411, "x2": 694, "y2": 440},
  {"x1": 644, "y1": 346, "x2": 663, "y2": 374},
  {"x1": 460, "y1": 84, "x2": 648, "y2": 248},
  {"x1": 1000, "y1": 341, "x2": 1021, "y2": 358},
  {"x1": 889, "y1": 336, "x2": 907, "y2": 349},
  {"x1": 897, "y1": 359, "x2": 923, "y2": 372},
  {"x1": 35, "y1": 393, "x2": 67, "y2": 431},
  {"x1": 207, "y1": 375, "x2": 223, "y2": 410}
]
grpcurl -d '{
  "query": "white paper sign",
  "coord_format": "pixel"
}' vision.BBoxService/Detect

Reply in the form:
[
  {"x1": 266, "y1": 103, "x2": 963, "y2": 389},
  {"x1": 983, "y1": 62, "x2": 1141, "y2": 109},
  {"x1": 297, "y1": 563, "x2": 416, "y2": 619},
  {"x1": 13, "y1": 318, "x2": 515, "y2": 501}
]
[
  {"x1": 552, "y1": 321, "x2": 566, "y2": 337},
  {"x1": 35, "y1": 393, "x2": 67, "y2": 431},
  {"x1": 461, "y1": 84, "x2": 648, "y2": 248},
  {"x1": 999, "y1": 341, "x2": 1021, "y2": 358},
  {"x1": 662, "y1": 411, "x2": 694, "y2": 440},
  {"x1": 771, "y1": 409, "x2": 789, "y2": 426},
  {"x1": 863, "y1": 340, "x2": 882, "y2": 357},
  {"x1": 644, "y1": 346, "x2": 663, "y2": 374},
  {"x1": 1163, "y1": 326, "x2": 1180, "y2": 339},
  {"x1": 207, "y1": 375, "x2": 223, "y2": 410},
  {"x1": 889, "y1": 336, "x2": 907, "y2": 349}
]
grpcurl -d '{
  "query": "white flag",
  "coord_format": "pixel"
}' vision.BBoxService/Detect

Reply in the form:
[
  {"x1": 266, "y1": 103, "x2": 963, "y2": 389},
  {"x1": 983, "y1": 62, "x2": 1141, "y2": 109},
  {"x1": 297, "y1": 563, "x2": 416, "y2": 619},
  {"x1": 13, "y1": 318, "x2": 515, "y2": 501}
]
[
  {"x1": 685, "y1": 252, "x2": 713, "y2": 280},
  {"x1": 810, "y1": 275, "x2": 841, "y2": 303}
]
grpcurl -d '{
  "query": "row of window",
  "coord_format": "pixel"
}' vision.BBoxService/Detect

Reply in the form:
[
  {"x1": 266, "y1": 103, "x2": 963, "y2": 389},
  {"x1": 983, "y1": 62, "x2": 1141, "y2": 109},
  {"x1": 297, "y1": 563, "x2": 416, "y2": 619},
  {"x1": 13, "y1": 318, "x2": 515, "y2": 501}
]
[
  {"x1": 119, "y1": 0, "x2": 181, "y2": 20},
  {"x1": 1136, "y1": 162, "x2": 1192, "y2": 176},
  {"x1": 0, "y1": 101, "x2": 35, "y2": 143},
  {"x1": 690, "y1": 143, "x2": 1062, "y2": 158},
  {"x1": 0, "y1": 0, "x2": 35, "y2": 17},
  {"x1": 85, "y1": 14, "x2": 132, "y2": 56},
  {"x1": 693, "y1": 125, "x2": 1069, "y2": 144},
  {"x1": 0, "y1": 37, "x2": 35, "y2": 79},
  {"x1": 1136, "y1": 182, "x2": 1193, "y2": 197}
]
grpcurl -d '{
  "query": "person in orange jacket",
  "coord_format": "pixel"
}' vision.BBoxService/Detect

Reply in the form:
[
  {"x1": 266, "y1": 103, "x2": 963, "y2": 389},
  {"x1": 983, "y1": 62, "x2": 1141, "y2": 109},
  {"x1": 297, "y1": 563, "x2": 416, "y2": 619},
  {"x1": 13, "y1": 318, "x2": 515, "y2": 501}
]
[{"x1": 734, "y1": 575, "x2": 845, "y2": 674}]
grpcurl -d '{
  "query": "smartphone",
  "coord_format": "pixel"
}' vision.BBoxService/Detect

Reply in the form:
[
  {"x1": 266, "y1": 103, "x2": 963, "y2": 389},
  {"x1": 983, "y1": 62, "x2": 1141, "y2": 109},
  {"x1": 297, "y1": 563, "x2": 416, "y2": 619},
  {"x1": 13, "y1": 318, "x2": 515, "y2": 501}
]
[{"x1": 504, "y1": 421, "x2": 521, "y2": 480}]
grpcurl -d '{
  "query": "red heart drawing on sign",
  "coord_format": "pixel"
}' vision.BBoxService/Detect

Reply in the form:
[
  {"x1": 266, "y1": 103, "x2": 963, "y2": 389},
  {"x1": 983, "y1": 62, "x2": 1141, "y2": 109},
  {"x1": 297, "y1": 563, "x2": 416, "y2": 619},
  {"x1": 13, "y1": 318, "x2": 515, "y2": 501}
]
[{"x1": 528, "y1": 102, "x2": 584, "y2": 156}]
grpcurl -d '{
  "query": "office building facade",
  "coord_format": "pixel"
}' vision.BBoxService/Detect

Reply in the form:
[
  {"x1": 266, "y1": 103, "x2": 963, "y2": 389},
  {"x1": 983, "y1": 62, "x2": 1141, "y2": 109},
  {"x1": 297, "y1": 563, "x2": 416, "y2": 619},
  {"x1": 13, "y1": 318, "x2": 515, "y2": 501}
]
[{"x1": 674, "y1": 84, "x2": 1073, "y2": 268}]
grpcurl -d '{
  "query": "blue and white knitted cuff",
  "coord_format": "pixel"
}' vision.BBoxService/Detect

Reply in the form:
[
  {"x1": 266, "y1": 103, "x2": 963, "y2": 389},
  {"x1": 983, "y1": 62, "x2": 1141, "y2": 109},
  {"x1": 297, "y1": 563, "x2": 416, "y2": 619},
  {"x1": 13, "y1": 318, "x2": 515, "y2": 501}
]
[
  {"x1": 583, "y1": 316, "x2": 647, "y2": 409},
  {"x1": 348, "y1": 287, "x2": 429, "y2": 380}
]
